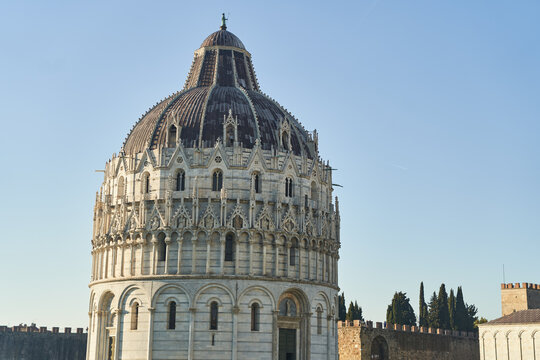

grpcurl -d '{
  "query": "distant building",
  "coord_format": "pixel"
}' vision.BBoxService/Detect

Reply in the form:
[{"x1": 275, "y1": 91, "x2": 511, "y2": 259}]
[
  {"x1": 478, "y1": 283, "x2": 540, "y2": 359},
  {"x1": 87, "y1": 17, "x2": 340, "y2": 360}
]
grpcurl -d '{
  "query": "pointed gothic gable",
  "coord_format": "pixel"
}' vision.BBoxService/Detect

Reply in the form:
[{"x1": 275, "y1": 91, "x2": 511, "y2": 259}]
[
  {"x1": 206, "y1": 142, "x2": 231, "y2": 169},
  {"x1": 281, "y1": 205, "x2": 297, "y2": 233},
  {"x1": 166, "y1": 142, "x2": 190, "y2": 168},
  {"x1": 200, "y1": 201, "x2": 218, "y2": 228},
  {"x1": 280, "y1": 151, "x2": 301, "y2": 177},
  {"x1": 124, "y1": 209, "x2": 140, "y2": 232},
  {"x1": 227, "y1": 202, "x2": 248, "y2": 230},
  {"x1": 256, "y1": 203, "x2": 275, "y2": 231},
  {"x1": 172, "y1": 203, "x2": 192, "y2": 229},
  {"x1": 245, "y1": 142, "x2": 269, "y2": 171},
  {"x1": 304, "y1": 210, "x2": 315, "y2": 237},
  {"x1": 146, "y1": 200, "x2": 166, "y2": 231}
]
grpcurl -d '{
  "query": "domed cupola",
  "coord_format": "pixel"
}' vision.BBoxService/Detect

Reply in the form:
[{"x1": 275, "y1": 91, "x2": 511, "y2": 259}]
[{"x1": 122, "y1": 17, "x2": 316, "y2": 159}]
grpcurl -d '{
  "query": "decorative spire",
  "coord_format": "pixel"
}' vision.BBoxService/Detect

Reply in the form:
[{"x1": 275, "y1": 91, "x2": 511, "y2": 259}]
[{"x1": 221, "y1": 13, "x2": 228, "y2": 30}]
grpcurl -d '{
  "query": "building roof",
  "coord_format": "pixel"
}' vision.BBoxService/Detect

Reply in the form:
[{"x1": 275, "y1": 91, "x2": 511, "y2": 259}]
[
  {"x1": 485, "y1": 309, "x2": 540, "y2": 325},
  {"x1": 121, "y1": 24, "x2": 315, "y2": 158}
]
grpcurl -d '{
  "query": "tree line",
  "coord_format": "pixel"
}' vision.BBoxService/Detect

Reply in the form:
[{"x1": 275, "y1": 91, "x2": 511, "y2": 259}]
[
  {"x1": 387, "y1": 282, "x2": 480, "y2": 331},
  {"x1": 338, "y1": 282, "x2": 484, "y2": 332}
]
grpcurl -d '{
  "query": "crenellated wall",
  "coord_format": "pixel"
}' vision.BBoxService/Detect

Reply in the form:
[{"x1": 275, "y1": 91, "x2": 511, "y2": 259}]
[
  {"x1": 338, "y1": 321, "x2": 479, "y2": 360},
  {"x1": 0, "y1": 326, "x2": 87, "y2": 360}
]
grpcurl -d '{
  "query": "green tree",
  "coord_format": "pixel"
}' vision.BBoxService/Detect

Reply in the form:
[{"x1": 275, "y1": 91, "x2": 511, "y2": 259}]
[
  {"x1": 474, "y1": 317, "x2": 488, "y2": 328},
  {"x1": 466, "y1": 304, "x2": 478, "y2": 331},
  {"x1": 448, "y1": 289, "x2": 456, "y2": 330},
  {"x1": 418, "y1": 282, "x2": 429, "y2": 327},
  {"x1": 454, "y1": 286, "x2": 468, "y2": 331},
  {"x1": 428, "y1": 292, "x2": 440, "y2": 328},
  {"x1": 345, "y1": 301, "x2": 363, "y2": 321},
  {"x1": 338, "y1": 293, "x2": 347, "y2": 321},
  {"x1": 386, "y1": 292, "x2": 416, "y2": 326},
  {"x1": 437, "y1": 284, "x2": 451, "y2": 330}
]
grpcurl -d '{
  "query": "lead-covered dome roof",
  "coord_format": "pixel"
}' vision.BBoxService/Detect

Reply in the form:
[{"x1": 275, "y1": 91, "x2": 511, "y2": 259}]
[{"x1": 122, "y1": 24, "x2": 315, "y2": 158}]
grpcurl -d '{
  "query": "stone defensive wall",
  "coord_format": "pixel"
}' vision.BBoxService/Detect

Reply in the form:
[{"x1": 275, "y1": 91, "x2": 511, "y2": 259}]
[
  {"x1": 338, "y1": 320, "x2": 479, "y2": 360},
  {"x1": 0, "y1": 325, "x2": 87, "y2": 360},
  {"x1": 501, "y1": 282, "x2": 540, "y2": 289}
]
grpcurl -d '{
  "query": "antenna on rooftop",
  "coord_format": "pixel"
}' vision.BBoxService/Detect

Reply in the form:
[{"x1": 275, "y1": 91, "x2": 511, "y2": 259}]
[{"x1": 503, "y1": 264, "x2": 506, "y2": 284}]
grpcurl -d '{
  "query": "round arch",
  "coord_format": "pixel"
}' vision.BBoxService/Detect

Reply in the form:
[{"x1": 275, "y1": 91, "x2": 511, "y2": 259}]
[
  {"x1": 371, "y1": 335, "x2": 389, "y2": 360},
  {"x1": 151, "y1": 283, "x2": 191, "y2": 308}
]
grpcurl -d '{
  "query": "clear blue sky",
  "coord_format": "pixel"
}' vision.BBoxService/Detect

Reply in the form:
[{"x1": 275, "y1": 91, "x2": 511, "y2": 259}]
[{"x1": 0, "y1": 1, "x2": 538, "y2": 328}]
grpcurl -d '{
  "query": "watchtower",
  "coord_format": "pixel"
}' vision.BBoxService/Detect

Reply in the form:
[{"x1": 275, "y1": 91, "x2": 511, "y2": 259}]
[{"x1": 501, "y1": 282, "x2": 540, "y2": 316}]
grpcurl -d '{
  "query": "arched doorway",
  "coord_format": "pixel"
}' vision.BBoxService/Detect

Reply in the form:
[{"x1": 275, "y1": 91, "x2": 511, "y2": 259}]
[
  {"x1": 371, "y1": 335, "x2": 389, "y2": 360},
  {"x1": 277, "y1": 289, "x2": 310, "y2": 360},
  {"x1": 96, "y1": 292, "x2": 116, "y2": 360}
]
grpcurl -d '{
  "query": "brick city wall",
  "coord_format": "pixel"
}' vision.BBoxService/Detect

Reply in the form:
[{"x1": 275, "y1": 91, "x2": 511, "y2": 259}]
[
  {"x1": 338, "y1": 320, "x2": 479, "y2": 360},
  {"x1": 0, "y1": 325, "x2": 87, "y2": 360}
]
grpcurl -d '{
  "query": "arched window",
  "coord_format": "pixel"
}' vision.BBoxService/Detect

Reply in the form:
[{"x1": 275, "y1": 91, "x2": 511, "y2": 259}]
[
  {"x1": 142, "y1": 173, "x2": 150, "y2": 194},
  {"x1": 253, "y1": 172, "x2": 261, "y2": 194},
  {"x1": 282, "y1": 131, "x2": 289, "y2": 151},
  {"x1": 167, "y1": 301, "x2": 176, "y2": 330},
  {"x1": 210, "y1": 301, "x2": 219, "y2": 330},
  {"x1": 251, "y1": 303, "x2": 260, "y2": 331},
  {"x1": 176, "y1": 170, "x2": 185, "y2": 191},
  {"x1": 285, "y1": 177, "x2": 293, "y2": 198},
  {"x1": 311, "y1": 181, "x2": 317, "y2": 200},
  {"x1": 316, "y1": 306, "x2": 323, "y2": 335},
  {"x1": 131, "y1": 302, "x2": 139, "y2": 330},
  {"x1": 304, "y1": 194, "x2": 309, "y2": 208},
  {"x1": 117, "y1": 177, "x2": 124, "y2": 198},
  {"x1": 212, "y1": 170, "x2": 223, "y2": 191},
  {"x1": 226, "y1": 125, "x2": 235, "y2": 147},
  {"x1": 168, "y1": 125, "x2": 177, "y2": 148},
  {"x1": 157, "y1": 233, "x2": 166, "y2": 262},
  {"x1": 290, "y1": 244, "x2": 296, "y2": 266},
  {"x1": 225, "y1": 233, "x2": 234, "y2": 261}
]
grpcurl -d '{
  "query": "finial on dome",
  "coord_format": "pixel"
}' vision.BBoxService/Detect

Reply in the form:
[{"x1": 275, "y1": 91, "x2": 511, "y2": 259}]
[{"x1": 221, "y1": 13, "x2": 228, "y2": 30}]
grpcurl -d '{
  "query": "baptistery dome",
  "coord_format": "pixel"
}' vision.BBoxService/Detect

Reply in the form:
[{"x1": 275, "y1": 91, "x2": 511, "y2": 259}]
[
  {"x1": 88, "y1": 20, "x2": 340, "y2": 360},
  {"x1": 122, "y1": 25, "x2": 314, "y2": 158}
]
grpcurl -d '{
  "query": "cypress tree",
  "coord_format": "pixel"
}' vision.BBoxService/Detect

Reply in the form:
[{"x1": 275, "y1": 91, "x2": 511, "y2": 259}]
[
  {"x1": 419, "y1": 282, "x2": 429, "y2": 327},
  {"x1": 354, "y1": 301, "x2": 364, "y2": 321},
  {"x1": 428, "y1": 292, "x2": 440, "y2": 328},
  {"x1": 437, "y1": 284, "x2": 450, "y2": 330},
  {"x1": 454, "y1": 286, "x2": 468, "y2": 331},
  {"x1": 338, "y1": 293, "x2": 347, "y2": 321},
  {"x1": 448, "y1": 289, "x2": 456, "y2": 330},
  {"x1": 386, "y1": 292, "x2": 416, "y2": 326}
]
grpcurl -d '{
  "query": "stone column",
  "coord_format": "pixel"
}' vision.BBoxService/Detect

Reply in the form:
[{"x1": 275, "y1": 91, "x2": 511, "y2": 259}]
[
  {"x1": 274, "y1": 243, "x2": 279, "y2": 277},
  {"x1": 248, "y1": 238, "x2": 254, "y2": 275},
  {"x1": 307, "y1": 245, "x2": 311, "y2": 280},
  {"x1": 139, "y1": 240, "x2": 145, "y2": 276},
  {"x1": 234, "y1": 239, "x2": 240, "y2": 275},
  {"x1": 232, "y1": 306, "x2": 240, "y2": 360},
  {"x1": 191, "y1": 238, "x2": 198, "y2": 274},
  {"x1": 206, "y1": 237, "x2": 212, "y2": 274},
  {"x1": 315, "y1": 247, "x2": 319, "y2": 281},
  {"x1": 272, "y1": 310, "x2": 278, "y2": 360},
  {"x1": 298, "y1": 245, "x2": 302, "y2": 279},
  {"x1": 286, "y1": 244, "x2": 291, "y2": 278},
  {"x1": 120, "y1": 242, "x2": 125, "y2": 277},
  {"x1": 146, "y1": 307, "x2": 155, "y2": 360},
  {"x1": 86, "y1": 311, "x2": 92, "y2": 360},
  {"x1": 188, "y1": 308, "x2": 196, "y2": 360},
  {"x1": 321, "y1": 251, "x2": 326, "y2": 282},
  {"x1": 176, "y1": 237, "x2": 183, "y2": 275},
  {"x1": 164, "y1": 235, "x2": 171, "y2": 274},
  {"x1": 111, "y1": 245, "x2": 116, "y2": 278},
  {"x1": 151, "y1": 234, "x2": 158, "y2": 275},
  {"x1": 326, "y1": 315, "x2": 331, "y2": 360},
  {"x1": 104, "y1": 246, "x2": 109, "y2": 279},
  {"x1": 129, "y1": 244, "x2": 135, "y2": 276},
  {"x1": 220, "y1": 234, "x2": 225, "y2": 274},
  {"x1": 262, "y1": 242, "x2": 268, "y2": 275},
  {"x1": 113, "y1": 309, "x2": 122, "y2": 360}
]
